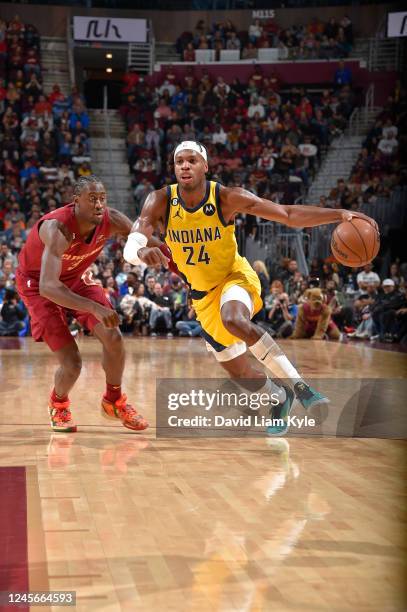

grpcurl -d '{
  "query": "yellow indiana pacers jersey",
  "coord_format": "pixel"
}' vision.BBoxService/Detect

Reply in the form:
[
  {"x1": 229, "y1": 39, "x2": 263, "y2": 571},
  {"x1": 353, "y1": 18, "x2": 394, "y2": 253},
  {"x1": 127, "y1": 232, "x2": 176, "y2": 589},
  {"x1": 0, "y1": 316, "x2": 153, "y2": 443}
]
[{"x1": 165, "y1": 180, "x2": 241, "y2": 292}]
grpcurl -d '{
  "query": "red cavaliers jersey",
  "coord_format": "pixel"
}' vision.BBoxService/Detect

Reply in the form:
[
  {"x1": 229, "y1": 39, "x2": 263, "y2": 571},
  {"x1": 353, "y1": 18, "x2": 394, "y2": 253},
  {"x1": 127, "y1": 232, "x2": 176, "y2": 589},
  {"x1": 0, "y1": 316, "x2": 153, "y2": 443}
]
[{"x1": 18, "y1": 204, "x2": 111, "y2": 286}]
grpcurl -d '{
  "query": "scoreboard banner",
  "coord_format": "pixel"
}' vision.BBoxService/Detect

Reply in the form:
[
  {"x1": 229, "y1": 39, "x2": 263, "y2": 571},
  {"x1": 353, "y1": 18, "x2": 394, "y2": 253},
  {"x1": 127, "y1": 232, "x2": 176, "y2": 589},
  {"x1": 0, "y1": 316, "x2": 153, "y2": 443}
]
[
  {"x1": 73, "y1": 16, "x2": 147, "y2": 43},
  {"x1": 387, "y1": 11, "x2": 407, "y2": 37}
]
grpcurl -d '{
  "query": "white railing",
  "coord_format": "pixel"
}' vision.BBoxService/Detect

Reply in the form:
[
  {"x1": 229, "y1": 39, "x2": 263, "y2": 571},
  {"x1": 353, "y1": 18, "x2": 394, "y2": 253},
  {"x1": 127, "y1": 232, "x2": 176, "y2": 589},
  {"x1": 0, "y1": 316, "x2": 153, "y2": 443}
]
[
  {"x1": 365, "y1": 83, "x2": 375, "y2": 112},
  {"x1": 127, "y1": 19, "x2": 155, "y2": 73},
  {"x1": 348, "y1": 84, "x2": 376, "y2": 136},
  {"x1": 243, "y1": 223, "x2": 309, "y2": 276},
  {"x1": 348, "y1": 107, "x2": 361, "y2": 136},
  {"x1": 367, "y1": 37, "x2": 401, "y2": 71},
  {"x1": 66, "y1": 18, "x2": 75, "y2": 88},
  {"x1": 127, "y1": 43, "x2": 153, "y2": 73},
  {"x1": 103, "y1": 86, "x2": 120, "y2": 209},
  {"x1": 150, "y1": 35, "x2": 155, "y2": 74}
]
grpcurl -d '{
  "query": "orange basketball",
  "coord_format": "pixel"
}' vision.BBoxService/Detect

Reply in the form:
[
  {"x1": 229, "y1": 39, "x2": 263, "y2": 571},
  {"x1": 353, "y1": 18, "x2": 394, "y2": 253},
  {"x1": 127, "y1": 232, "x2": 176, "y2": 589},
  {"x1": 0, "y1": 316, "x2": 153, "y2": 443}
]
[{"x1": 331, "y1": 218, "x2": 380, "y2": 268}]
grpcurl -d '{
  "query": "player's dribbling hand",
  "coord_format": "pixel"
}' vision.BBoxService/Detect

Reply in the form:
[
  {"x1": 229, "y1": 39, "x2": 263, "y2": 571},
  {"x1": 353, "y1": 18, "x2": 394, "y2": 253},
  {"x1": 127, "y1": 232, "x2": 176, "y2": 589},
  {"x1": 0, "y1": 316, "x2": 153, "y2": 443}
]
[
  {"x1": 341, "y1": 211, "x2": 379, "y2": 233},
  {"x1": 138, "y1": 247, "x2": 170, "y2": 269},
  {"x1": 93, "y1": 304, "x2": 120, "y2": 328}
]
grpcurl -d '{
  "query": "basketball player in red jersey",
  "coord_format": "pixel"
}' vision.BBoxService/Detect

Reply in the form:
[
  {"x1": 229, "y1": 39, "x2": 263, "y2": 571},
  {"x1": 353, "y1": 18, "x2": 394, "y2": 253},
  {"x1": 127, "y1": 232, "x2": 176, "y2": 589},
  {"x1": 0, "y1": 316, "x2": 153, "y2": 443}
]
[{"x1": 16, "y1": 175, "x2": 170, "y2": 433}]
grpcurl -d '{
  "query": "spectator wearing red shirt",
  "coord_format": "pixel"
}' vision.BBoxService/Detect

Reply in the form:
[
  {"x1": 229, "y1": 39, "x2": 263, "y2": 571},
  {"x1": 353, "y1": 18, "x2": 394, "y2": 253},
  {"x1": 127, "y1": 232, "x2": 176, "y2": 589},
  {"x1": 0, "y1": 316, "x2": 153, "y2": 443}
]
[
  {"x1": 35, "y1": 94, "x2": 52, "y2": 116},
  {"x1": 164, "y1": 66, "x2": 178, "y2": 87},
  {"x1": 0, "y1": 78, "x2": 6, "y2": 112},
  {"x1": 269, "y1": 72, "x2": 281, "y2": 92},
  {"x1": 24, "y1": 48, "x2": 40, "y2": 77},
  {"x1": 48, "y1": 84, "x2": 65, "y2": 105},
  {"x1": 183, "y1": 43, "x2": 195, "y2": 62},
  {"x1": 251, "y1": 66, "x2": 264, "y2": 89},
  {"x1": 295, "y1": 97, "x2": 313, "y2": 119},
  {"x1": 122, "y1": 70, "x2": 139, "y2": 94}
]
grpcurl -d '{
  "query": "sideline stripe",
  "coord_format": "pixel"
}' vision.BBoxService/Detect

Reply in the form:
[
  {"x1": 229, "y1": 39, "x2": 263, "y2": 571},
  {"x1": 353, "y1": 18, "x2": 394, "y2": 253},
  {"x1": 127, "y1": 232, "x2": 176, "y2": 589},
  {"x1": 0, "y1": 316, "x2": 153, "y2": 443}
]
[{"x1": 0, "y1": 467, "x2": 29, "y2": 612}]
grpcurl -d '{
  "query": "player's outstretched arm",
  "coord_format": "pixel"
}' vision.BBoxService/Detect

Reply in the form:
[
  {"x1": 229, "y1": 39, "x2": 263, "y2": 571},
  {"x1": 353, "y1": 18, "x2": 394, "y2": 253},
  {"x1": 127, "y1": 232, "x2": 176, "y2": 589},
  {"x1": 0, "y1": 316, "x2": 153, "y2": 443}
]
[
  {"x1": 123, "y1": 188, "x2": 170, "y2": 268},
  {"x1": 39, "y1": 220, "x2": 118, "y2": 328},
  {"x1": 221, "y1": 186, "x2": 377, "y2": 230}
]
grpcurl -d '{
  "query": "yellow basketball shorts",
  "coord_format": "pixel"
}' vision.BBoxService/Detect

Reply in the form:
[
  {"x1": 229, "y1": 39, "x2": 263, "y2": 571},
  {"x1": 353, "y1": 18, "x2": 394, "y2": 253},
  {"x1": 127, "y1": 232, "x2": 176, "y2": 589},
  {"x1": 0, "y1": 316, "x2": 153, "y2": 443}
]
[{"x1": 192, "y1": 258, "x2": 263, "y2": 353}]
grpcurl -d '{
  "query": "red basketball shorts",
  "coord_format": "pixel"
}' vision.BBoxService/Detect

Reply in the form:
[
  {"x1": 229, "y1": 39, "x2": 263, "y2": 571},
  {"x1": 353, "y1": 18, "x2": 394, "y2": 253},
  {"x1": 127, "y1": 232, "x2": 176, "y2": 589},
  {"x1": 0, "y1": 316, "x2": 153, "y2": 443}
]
[{"x1": 16, "y1": 271, "x2": 112, "y2": 352}]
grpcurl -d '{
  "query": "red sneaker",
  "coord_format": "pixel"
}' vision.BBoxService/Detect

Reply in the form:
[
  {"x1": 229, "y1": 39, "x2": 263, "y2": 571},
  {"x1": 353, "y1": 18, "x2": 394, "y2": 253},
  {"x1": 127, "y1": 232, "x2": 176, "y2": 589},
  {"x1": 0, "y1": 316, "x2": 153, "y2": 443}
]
[
  {"x1": 101, "y1": 393, "x2": 149, "y2": 431},
  {"x1": 48, "y1": 398, "x2": 77, "y2": 433}
]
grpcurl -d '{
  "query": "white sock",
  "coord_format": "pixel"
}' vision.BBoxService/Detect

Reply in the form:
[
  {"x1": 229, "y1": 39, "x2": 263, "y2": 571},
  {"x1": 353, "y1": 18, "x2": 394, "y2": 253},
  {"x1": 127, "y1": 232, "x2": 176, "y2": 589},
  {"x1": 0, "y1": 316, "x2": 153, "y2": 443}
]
[
  {"x1": 258, "y1": 377, "x2": 287, "y2": 404},
  {"x1": 249, "y1": 332, "x2": 303, "y2": 387}
]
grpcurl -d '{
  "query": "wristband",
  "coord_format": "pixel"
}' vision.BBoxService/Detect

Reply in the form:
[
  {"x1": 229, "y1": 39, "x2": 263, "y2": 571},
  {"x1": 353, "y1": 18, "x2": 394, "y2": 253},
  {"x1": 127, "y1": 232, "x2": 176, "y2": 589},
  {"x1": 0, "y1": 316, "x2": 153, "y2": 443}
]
[{"x1": 123, "y1": 232, "x2": 148, "y2": 265}]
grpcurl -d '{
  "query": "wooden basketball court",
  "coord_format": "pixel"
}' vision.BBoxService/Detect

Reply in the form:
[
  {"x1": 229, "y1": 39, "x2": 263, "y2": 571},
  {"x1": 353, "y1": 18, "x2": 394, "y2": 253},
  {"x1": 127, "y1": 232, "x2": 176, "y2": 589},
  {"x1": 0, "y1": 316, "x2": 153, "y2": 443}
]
[{"x1": 0, "y1": 337, "x2": 405, "y2": 611}]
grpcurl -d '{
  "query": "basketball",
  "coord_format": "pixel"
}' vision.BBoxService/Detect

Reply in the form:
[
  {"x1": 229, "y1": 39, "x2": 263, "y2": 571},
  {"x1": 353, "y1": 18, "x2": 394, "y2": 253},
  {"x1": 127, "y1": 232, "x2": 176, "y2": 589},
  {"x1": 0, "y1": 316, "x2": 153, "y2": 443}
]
[{"x1": 331, "y1": 218, "x2": 380, "y2": 267}]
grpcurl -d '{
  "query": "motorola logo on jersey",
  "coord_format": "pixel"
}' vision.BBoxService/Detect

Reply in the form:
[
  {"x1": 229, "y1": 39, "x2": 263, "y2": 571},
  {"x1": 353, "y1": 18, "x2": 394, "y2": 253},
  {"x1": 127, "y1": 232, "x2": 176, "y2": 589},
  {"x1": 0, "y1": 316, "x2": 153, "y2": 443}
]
[
  {"x1": 171, "y1": 198, "x2": 179, "y2": 206},
  {"x1": 203, "y1": 204, "x2": 215, "y2": 216}
]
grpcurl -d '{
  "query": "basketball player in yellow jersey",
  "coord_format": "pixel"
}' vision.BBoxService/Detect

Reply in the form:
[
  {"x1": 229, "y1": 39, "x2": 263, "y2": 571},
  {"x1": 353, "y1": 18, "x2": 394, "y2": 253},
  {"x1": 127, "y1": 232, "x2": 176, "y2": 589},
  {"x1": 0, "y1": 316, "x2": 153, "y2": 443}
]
[{"x1": 124, "y1": 141, "x2": 377, "y2": 432}]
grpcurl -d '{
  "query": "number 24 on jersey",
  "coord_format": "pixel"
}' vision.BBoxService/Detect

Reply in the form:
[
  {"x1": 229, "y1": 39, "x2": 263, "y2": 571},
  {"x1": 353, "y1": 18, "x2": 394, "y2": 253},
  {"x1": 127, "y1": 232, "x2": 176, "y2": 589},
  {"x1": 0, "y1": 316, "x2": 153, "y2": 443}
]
[{"x1": 182, "y1": 245, "x2": 211, "y2": 266}]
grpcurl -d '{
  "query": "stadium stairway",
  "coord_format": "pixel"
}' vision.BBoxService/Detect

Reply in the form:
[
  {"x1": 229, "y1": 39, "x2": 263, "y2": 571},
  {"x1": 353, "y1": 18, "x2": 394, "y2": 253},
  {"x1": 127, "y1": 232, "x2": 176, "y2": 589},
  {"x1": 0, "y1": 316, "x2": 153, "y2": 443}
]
[
  {"x1": 155, "y1": 42, "x2": 180, "y2": 64},
  {"x1": 305, "y1": 134, "x2": 364, "y2": 203},
  {"x1": 40, "y1": 36, "x2": 71, "y2": 96},
  {"x1": 88, "y1": 110, "x2": 134, "y2": 214},
  {"x1": 305, "y1": 106, "x2": 380, "y2": 204}
]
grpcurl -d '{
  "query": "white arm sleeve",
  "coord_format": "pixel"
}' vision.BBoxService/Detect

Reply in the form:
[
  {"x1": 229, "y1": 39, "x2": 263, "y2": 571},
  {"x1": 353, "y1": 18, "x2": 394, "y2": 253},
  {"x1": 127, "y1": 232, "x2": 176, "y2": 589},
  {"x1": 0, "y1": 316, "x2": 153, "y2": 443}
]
[{"x1": 123, "y1": 232, "x2": 148, "y2": 265}]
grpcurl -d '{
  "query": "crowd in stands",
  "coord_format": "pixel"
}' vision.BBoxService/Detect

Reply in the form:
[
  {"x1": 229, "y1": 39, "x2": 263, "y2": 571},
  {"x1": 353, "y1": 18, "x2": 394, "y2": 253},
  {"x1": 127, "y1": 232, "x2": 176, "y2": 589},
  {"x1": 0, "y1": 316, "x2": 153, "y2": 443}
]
[
  {"x1": 1, "y1": 17, "x2": 405, "y2": 347},
  {"x1": 2, "y1": 215, "x2": 406, "y2": 346},
  {"x1": 316, "y1": 90, "x2": 406, "y2": 210},
  {"x1": 121, "y1": 64, "x2": 357, "y2": 216},
  {"x1": 66, "y1": 254, "x2": 407, "y2": 346},
  {"x1": 177, "y1": 16, "x2": 354, "y2": 62},
  {"x1": 0, "y1": 15, "x2": 92, "y2": 229},
  {"x1": 250, "y1": 258, "x2": 407, "y2": 344},
  {"x1": 0, "y1": 15, "x2": 93, "y2": 334}
]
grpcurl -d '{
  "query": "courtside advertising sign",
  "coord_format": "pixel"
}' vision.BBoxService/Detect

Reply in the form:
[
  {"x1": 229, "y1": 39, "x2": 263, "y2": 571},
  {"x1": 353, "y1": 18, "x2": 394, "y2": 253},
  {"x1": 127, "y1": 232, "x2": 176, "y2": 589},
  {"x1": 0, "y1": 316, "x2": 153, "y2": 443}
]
[
  {"x1": 387, "y1": 12, "x2": 407, "y2": 37},
  {"x1": 73, "y1": 16, "x2": 147, "y2": 43}
]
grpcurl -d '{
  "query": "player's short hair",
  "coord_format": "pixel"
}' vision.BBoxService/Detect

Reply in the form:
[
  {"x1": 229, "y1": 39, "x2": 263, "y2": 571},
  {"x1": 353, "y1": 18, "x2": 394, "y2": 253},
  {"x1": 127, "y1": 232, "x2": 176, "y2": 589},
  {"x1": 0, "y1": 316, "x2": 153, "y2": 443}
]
[{"x1": 73, "y1": 175, "x2": 104, "y2": 196}]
